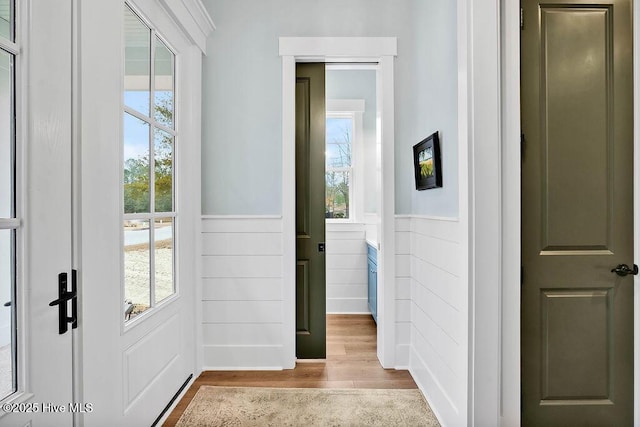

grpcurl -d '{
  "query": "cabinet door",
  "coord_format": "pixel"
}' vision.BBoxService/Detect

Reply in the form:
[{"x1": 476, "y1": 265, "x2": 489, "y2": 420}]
[{"x1": 367, "y1": 256, "x2": 377, "y2": 322}]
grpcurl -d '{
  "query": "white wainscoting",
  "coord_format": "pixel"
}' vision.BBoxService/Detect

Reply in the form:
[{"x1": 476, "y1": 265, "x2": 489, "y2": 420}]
[
  {"x1": 406, "y1": 215, "x2": 465, "y2": 426},
  {"x1": 201, "y1": 216, "x2": 285, "y2": 369},
  {"x1": 395, "y1": 217, "x2": 412, "y2": 368},
  {"x1": 201, "y1": 213, "x2": 465, "y2": 400},
  {"x1": 326, "y1": 222, "x2": 369, "y2": 314}
]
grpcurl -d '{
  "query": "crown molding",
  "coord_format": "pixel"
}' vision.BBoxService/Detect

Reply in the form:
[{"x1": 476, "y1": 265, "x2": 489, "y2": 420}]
[{"x1": 159, "y1": 0, "x2": 215, "y2": 53}]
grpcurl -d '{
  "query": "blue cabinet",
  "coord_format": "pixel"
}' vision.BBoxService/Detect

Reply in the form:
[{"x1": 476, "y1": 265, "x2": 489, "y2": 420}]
[{"x1": 367, "y1": 244, "x2": 377, "y2": 323}]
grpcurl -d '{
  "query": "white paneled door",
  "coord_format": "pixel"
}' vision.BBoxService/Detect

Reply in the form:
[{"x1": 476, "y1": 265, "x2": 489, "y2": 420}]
[{"x1": 0, "y1": 0, "x2": 75, "y2": 426}]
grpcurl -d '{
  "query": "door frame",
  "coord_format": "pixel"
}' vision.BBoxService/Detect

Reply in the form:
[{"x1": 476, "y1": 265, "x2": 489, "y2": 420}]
[
  {"x1": 466, "y1": 0, "x2": 640, "y2": 425},
  {"x1": 279, "y1": 37, "x2": 398, "y2": 368}
]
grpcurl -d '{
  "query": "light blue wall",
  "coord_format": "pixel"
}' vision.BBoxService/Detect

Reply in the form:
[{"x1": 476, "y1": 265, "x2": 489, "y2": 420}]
[
  {"x1": 325, "y1": 69, "x2": 377, "y2": 214},
  {"x1": 201, "y1": 0, "x2": 458, "y2": 217},
  {"x1": 407, "y1": 0, "x2": 458, "y2": 216}
]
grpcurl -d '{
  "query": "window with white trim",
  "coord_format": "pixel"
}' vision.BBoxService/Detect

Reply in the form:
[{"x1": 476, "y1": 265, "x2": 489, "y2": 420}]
[
  {"x1": 123, "y1": 4, "x2": 176, "y2": 321},
  {"x1": 325, "y1": 99, "x2": 364, "y2": 222}
]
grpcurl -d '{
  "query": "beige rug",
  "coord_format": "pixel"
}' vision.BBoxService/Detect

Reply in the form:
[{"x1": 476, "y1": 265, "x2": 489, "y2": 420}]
[{"x1": 175, "y1": 386, "x2": 440, "y2": 426}]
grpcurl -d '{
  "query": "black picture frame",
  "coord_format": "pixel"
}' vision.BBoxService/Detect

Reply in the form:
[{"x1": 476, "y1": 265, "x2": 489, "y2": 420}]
[{"x1": 413, "y1": 131, "x2": 442, "y2": 190}]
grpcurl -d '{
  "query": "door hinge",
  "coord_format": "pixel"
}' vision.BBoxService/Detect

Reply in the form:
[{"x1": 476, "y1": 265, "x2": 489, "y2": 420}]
[
  {"x1": 521, "y1": 266, "x2": 524, "y2": 286},
  {"x1": 521, "y1": 133, "x2": 526, "y2": 160},
  {"x1": 49, "y1": 269, "x2": 78, "y2": 334},
  {"x1": 520, "y1": 7, "x2": 524, "y2": 29}
]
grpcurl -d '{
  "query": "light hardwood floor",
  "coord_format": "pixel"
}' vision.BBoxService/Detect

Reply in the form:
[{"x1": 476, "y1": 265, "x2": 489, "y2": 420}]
[{"x1": 163, "y1": 314, "x2": 417, "y2": 426}]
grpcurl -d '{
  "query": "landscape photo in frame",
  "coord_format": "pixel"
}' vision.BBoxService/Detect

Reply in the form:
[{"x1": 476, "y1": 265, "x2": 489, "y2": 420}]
[{"x1": 413, "y1": 131, "x2": 442, "y2": 190}]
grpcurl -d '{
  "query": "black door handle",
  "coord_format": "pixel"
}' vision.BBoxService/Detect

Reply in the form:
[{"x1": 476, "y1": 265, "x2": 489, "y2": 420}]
[
  {"x1": 48, "y1": 270, "x2": 78, "y2": 334},
  {"x1": 611, "y1": 264, "x2": 639, "y2": 277}
]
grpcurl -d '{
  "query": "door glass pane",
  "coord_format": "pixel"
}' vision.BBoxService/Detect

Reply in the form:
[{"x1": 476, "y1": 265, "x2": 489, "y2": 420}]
[
  {"x1": 0, "y1": 229, "x2": 15, "y2": 399},
  {"x1": 154, "y1": 37, "x2": 174, "y2": 128},
  {"x1": 123, "y1": 112, "x2": 150, "y2": 214},
  {"x1": 124, "y1": 6, "x2": 151, "y2": 116},
  {"x1": 124, "y1": 220, "x2": 150, "y2": 319},
  {"x1": 154, "y1": 218, "x2": 173, "y2": 303},
  {"x1": 326, "y1": 117, "x2": 352, "y2": 168},
  {"x1": 0, "y1": 50, "x2": 13, "y2": 219},
  {"x1": 154, "y1": 128, "x2": 172, "y2": 213},
  {"x1": 0, "y1": 1, "x2": 13, "y2": 42},
  {"x1": 326, "y1": 170, "x2": 350, "y2": 219}
]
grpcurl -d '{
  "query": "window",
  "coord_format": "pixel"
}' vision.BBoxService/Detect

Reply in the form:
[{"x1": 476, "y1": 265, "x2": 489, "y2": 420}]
[
  {"x1": 0, "y1": 0, "x2": 17, "y2": 399},
  {"x1": 325, "y1": 115, "x2": 353, "y2": 219},
  {"x1": 123, "y1": 5, "x2": 176, "y2": 321},
  {"x1": 325, "y1": 99, "x2": 364, "y2": 222}
]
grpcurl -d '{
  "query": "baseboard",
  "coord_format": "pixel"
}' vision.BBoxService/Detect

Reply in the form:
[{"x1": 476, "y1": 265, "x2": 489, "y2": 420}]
[
  {"x1": 201, "y1": 366, "x2": 284, "y2": 371},
  {"x1": 326, "y1": 311, "x2": 371, "y2": 315}
]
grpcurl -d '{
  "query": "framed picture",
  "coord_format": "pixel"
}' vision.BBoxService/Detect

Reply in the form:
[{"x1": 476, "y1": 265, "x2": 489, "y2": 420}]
[{"x1": 413, "y1": 131, "x2": 442, "y2": 190}]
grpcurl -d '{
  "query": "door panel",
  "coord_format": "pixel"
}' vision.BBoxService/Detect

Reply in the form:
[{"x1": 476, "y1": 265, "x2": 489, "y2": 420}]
[
  {"x1": 541, "y1": 289, "x2": 611, "y2": 401},
  {"x1": 541, "y1": 6, "x2": 612, "y2": 252},
  {"x1": 521, "y1": 0, "x2": 633, "y2": 425},
  {"x1": 295, "y1": 63, "x2": 326, "y2": 359}
]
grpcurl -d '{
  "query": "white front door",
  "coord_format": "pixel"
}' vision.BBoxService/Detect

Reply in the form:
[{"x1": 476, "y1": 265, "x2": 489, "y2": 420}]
[
  {"x1": 77, "y1": 1, "x2": 202, "y2": 425},
  {"x1": 0, "y1": 0, "x2": 75, "y2": 426}
]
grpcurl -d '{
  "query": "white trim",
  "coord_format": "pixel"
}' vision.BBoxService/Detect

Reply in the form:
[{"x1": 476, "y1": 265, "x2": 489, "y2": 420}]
[
  {"x1": 456, "y1": 0, "x2": 471, "y2": 425},
  {"x1": 12, "y1": 0, "x2": 34, "y2": 411},
  {"x1": 123, "y1": 106, "x2": 177, "y2": 136},
  {"x1": 326, "y1": 311, "x2": 371, "y2": 315},
  {"x1": 201, "y1": 366, "x2": 284, "y2": 371},
  {"x1": 376, "y1": 55, "x2": 397, "y2": 368},
  {"x1": 500, "y1": 0, "x2": 521, "y2": 425},
  {"x1": 398, "y1": 214, "x2": 460, "y2": 222},
  {"x1": 280, "y1": 37, "x2": 397, "y2": 368},
  {"x1": 201, "y1": 214, "x2": 283, "y2": 220},
  {"x1": 466, "y1": 0, "x2": 503, "y2": 422},
  {"x1": 0, "y1": 39, "x2": 18, "y2": 55},
  {"x1": 157, "y1": 0, "x2": 215, "y2": 54},
  {"x1": 281, "y1": 54, "x2": 296, "y2": 369},
  {"x1": 325, "y1": 63, "x2": 378, "y2": 71},
  {"x1": 326, "y1": 99, "x2": 365, "y2": 113},
  {"x1": 279, "y1": 37, "x2": 397, "y2": 58},
  {"x1": 0, "y1": 219, "x2": 20, "y2": 229}
]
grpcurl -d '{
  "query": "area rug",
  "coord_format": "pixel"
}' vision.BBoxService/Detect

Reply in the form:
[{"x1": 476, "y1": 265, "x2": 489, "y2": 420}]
[{"x1": 175, "y1": 386, "x2": 440, "y2": 426}]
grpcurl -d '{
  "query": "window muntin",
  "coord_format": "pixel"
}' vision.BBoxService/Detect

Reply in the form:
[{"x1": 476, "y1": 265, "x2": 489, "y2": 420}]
[
  {"x1": 123, "y1": 4, "x2": 176, "y2": 321},
  {"x1": 325, "y1": 116, "x2": 353, "y2": 220}
]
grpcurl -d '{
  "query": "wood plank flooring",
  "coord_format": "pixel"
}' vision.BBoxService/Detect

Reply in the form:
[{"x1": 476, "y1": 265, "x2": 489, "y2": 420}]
[{"x1": 163, "y1": 314, "x2": 417, "y2": 426}]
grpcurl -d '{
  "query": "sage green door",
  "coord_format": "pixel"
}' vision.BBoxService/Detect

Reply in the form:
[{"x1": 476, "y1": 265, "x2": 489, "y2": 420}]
[
  {"x1": 521, "y1": 0, "x2": 634, "y2": 425},
  {"x1": 295, "y1": 63, "x2": 326, "y2": 359}
]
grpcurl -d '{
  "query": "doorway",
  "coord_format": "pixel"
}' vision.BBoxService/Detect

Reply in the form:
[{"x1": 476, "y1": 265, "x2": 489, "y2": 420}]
[
  {"x1": 520, "y1": 0, "x2": 634, "y2": 424},
  {"x1": 280, "y1": 37, "x2": 398, "y2": 368},
  {"x1": 324, "y1": 65, "x2": 379, "y2": 357},
  {"x1": 294, "y1": 63, "x2": 380, "y2": 359}
]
